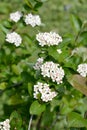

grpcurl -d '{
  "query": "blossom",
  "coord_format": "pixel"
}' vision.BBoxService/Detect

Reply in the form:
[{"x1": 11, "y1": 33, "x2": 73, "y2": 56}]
[
  {"x1": 33, "y1": 57, "x2": 44, "y2": 70},
  {"x1": 10, "y1": 11, "x2": 22, "y2": 22},
  {"x1": 36, "y1": 32, "x2": 62, "y2": 46},
  {"x1": 24, "y1": 13, "x2": 41, "y2": 27},
  {"x1": 57, "y1": 49, "x2": 62, "y2": 54},
  {"x1": 0, "y1": 119, "x2": 10, "y2": 130},
  {"x1": 77, "y1": 63, "x2": 87, "y2": 77},
  {"x1": 33, "y1": 82, "x2": 57, "y2": 102},
  {"x1": 6, "y1": 32, "x2": 22, "y2": 46},
  {"x1": 41, "y1": 61, "x2": 64, "y2": 84}
]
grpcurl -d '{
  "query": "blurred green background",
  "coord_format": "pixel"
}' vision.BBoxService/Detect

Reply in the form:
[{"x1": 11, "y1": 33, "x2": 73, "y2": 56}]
[{"x1": 0, "y1": 0, "x2": 87, "y2": 34}]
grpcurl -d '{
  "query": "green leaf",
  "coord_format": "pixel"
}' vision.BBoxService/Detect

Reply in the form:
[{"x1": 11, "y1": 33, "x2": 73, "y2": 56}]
[
  {"x1": 3, "y1": 21, "x2": 12, "y2": 29},
  {"x1": 30, "y1": 101, "x2": 46, "y2": 115},
  {"x1": 34, "y1": 2, "x2": 43, "y2": 10},
  {"x1": 68, "y1": 74, "x2": 87, "y2": 96},
  {"x1": 28, "y1": 83, "x2": 33, "y2": 96},
  {"x1": 10, "y1": 111, "x2": 22, "y2": 129},
  {"x1": 42, "y1": 106, "x2": 54, "y2": 126},
  {"x1": 0, "y1": 82, "x2": 7, "y2": 90},
  {"x1": 24, "y1": 0, "x2": 33, "y2": 9},
  {"x1": 48, "y1": 46, "x2": 70, "y2": 63},
  {"x1": 50, "y1": 99, "x2": 60, "y2": 111},
  {"x1": 7, "y1": 94, "x2": 24, "y2": 105},
  {"x1": 79, "y1": 31, "x2": 87, "y2": 46},
  {"x1": 12, "y1": 64, "x2": 22, "y2": 75},
  {"x1": 76, "y1": 97, "x2": 87, "y2": 116},
  {"x1": 67, "y1": 112, "x2": 87, "y2": 127},
  {"x1": 70, "y1": 14, "x2": 82, "y2": 33},
  {"x1": 0, "y1": 31, "x2": 5, "y2": 45}
]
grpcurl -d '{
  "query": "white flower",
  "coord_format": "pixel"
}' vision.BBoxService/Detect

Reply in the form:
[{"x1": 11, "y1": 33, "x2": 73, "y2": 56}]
[
  {"x1": 33, "y1": 57, "x2": 44, "y2": 70},
  {"x1": 24, "y1": 13, "x2": 41, "y2": 27},
  {"x1": 33, "y1": 82, "x2": 57, "y2": 102},
  {"x1": 6, "y1": 32, "x2": 22, "y2": 46},
  {"x1": 41, "y1": 61, "x2": 64, "y2": 84},
  {"x1": 57, "y1": 49, "x2": 62, "y2": 54},
  {"x1": 10, "y1": 11, "x2": 22, "y2": 22},
  {"x1": 0, "y1": 119, "x2": 10, "y2": 130},
  {"x1": 77, "y1": 63, "x2": 87, "y2": 77},
  {"x1": 36, "y1": 32, "x2": 62, "y2": 46}
]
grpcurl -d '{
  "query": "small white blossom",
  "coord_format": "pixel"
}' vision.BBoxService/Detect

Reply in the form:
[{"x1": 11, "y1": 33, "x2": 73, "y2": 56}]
[
  {"x1": 36, "y1": 32, "x2": 62, "y2": 47},
  {"x1": 24, "y1": 13, "x2": 41, "y2": 27},
  {"x1": 6, "y1": 32, "x2": 22, "y2": 46},
  {"x1": 57, "y1": 49, "x2": 62, "y2": 54},
  {"x1": 77, "y1": 63, "x2": 87, "y2": 77},
  {"x1": 33, "y1": 82, "x2": 57, "y2": 102},
  {"x1": 0, "y1": 119, "x2": 10, "y2": 130},
  {"x1": 41, "y1": 61, "x2": 64, "y2": 84},
  {"x1": 10, "y1": 11, "x2": 22, "y2": 22},
  {"x1": 33, "y1": 58, "x2": 44, "y2": 70}
]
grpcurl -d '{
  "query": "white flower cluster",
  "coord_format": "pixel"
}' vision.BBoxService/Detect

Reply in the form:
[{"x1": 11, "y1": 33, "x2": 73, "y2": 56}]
[
  {"x1": 77, "y1": 63, "x2": 87, "y2": 77},
  {"x1": 10, "y1": 11, "x2": 41, "y2": 27},
  {"x1": 36, "y1": 32, "x2": 62, "y2": 46},
  {"x1": 24, "y1": 13, "x2": 41, "y2": 27},
  {"x1": 6, "y1": 32, "x2": 22, "y2": 46},
  {"x1": 41, "y1": 61, "x2": 64, "y2": 84},
  {"x1": 34, "y1": 82, "x2": 57, "y2": 102},
  {"x1": 33, "y1": 58, "x2": 44, "y2": 70},
  {"x1": 0, "y1": 119, "x2": 10, "y2": 130},
  {"x1": 10, "y1": 11, "x2": 22, "y2": 22}
]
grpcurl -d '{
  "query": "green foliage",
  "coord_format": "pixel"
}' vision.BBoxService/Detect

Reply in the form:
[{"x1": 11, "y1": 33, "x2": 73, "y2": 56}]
[
  {"x1": 67, "y1": 112, "x2": 87, "y2": 128},
  {"x1": 10, "y1": 111, "x2": 22, "y2": 130},
  {"x1": 30, "y1": 101, "x2": 46, "y2": 115},
  {"x1": 70, "y1": 14, "x2": 82, "y2": 33}
]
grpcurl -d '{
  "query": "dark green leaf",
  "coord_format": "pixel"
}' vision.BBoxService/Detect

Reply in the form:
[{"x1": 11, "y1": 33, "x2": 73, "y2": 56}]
[
  {"x1": 70, "y1": 14, "x2": 82, "y2": 33},
  {"x1": 10, "y1": 111, "x2": 22, "y2": 129},
  {"x1": 67, "y1": 112, "x2": 87, "y2": 127},
  {"x1": 30, "y1": 100, "x2": 46, "y2": 115}
]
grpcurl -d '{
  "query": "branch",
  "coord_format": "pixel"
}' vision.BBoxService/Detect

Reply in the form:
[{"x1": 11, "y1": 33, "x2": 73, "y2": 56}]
[{"x1": 28, "y1": 115, "x2": 33, "y2": 130}]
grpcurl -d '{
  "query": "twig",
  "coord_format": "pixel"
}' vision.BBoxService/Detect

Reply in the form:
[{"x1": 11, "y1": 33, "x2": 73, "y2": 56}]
[{"x1": 28, "y1": 115, "x2": 33, "y2": 130}]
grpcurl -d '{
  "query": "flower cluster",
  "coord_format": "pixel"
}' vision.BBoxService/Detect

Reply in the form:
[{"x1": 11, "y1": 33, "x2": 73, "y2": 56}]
[
  {"x1": 6, "y1": 32, "x2": 22, "y2": 46},
  {"x1": 24, "y1": 13, "x2": 41, "y2": 27},
  {"x1": 77, "y1": 63, "x2": 87, "y2": 77},
  {"x1": 36, "y1": 32, "x2": 62, "y2": 46},
  {"x1": 10, "y1": 11, "x2": 42, "y2": 27},
  {"x1": 10, "y1": 11, "x2": 22, "y2": 22},
  {"x1": 33, "y1": 82, "x2": 57, "y2": 102},
  {"x1": 33, "y1": 58, "x2": 44, "y2": 70},
  {"x1": 6, "y1": 12, "x2": 42, "y2": 46},
  {"x1": 0, "y1": 119, "x2": 10, "y2": 130},
  {"x1": 41, "y1": 61, "x2": 64, "y2": 84}
]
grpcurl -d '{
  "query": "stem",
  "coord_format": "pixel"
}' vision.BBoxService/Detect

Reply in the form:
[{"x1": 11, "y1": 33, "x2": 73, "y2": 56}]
[{"x1": 28, "y1": 115, "x2": 33, "y2": 130}]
